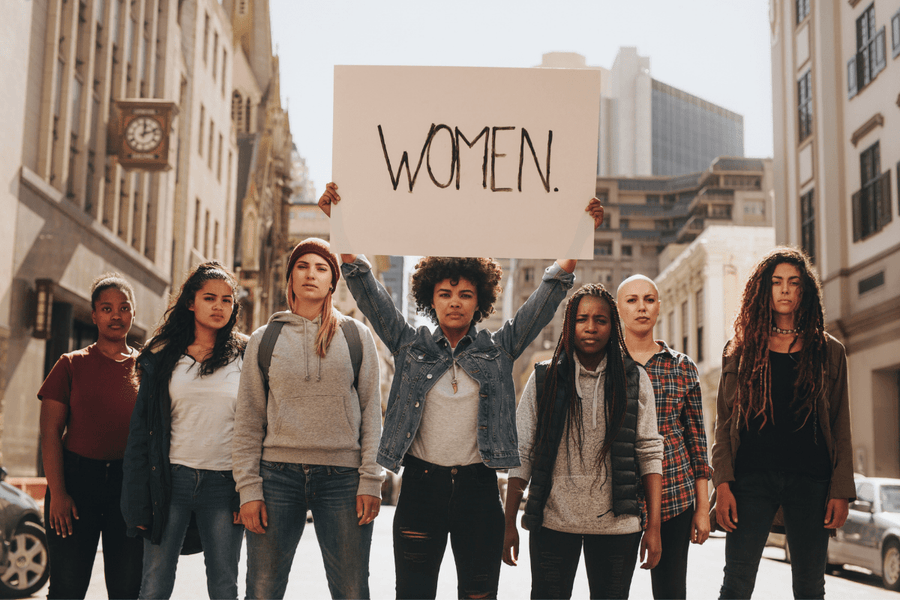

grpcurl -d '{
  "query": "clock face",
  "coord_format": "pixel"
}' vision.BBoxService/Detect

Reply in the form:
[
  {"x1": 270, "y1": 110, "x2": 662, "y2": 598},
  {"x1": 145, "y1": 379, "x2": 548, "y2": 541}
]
[{"x1": 124, "y1": 116, "x2": 164, "y2": 152}]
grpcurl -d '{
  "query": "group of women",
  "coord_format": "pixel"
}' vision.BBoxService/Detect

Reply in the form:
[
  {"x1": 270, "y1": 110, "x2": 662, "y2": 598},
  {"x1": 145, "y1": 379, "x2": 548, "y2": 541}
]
[{"x1": 37, "y1": 180, "x2": 852, "y2": 600}]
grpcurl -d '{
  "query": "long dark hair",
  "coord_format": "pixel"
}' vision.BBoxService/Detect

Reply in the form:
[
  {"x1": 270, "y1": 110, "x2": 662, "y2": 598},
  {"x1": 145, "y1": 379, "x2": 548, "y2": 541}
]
[
  {"x1": 531, "y1": 284, "x2": 631, "y2": 480},
  {"x1": 137, "y1": 262, "x2": 244, "y2": 388},
  {"x1": 726, "y1": 247, "x2": 827, "y2": 431}
]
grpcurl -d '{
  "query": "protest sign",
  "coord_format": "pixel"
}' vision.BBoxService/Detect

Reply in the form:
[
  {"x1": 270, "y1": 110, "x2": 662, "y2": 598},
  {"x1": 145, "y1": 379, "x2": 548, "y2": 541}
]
[{"x1": 332, "y1": 65, "x2": 601, "y2": 258}]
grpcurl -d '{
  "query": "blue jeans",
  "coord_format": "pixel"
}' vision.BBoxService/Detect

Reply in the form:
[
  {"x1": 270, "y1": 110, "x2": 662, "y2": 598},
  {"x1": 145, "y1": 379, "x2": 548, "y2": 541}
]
[
  {"x1": 719, "y1": 470, "x2": 830, "y2": 599},
  {"x1": 139, "y1": 465, "x2": 243, "y2": 600},
  {"x1": 245, "y1": 462, "x2": 373, "y2": 600}
]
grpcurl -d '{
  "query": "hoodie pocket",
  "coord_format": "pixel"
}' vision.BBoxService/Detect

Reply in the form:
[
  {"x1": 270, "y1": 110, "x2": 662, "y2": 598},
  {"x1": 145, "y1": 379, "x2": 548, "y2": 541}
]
[{"x1": 271, "y1": 394, "x2": 360, "y2": 451}]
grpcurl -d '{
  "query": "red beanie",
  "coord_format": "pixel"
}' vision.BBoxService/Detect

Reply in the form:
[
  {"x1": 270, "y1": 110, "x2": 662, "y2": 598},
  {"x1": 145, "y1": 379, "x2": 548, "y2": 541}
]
[{"x1": 285, "y1": 238, "x2": 341, "y2": 290}]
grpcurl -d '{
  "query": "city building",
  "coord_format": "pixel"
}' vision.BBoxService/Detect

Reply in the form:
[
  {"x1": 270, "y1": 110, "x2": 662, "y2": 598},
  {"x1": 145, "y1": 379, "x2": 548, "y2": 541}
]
[
  {"x1": 654, "y1": 225, "x2": 776, "y2": 438},
  {"x1": 511, "y1": 157, "x2": 774, "y2": 389},
  {"x1": 538, "y1": 50, "x2": 744, "y2": 177},
  {"x1": 770, "y1": 0, "x2": 900, "y2": 477},
  {"x1": 0, "y1": 0, "x2": 235, "y2": 474},
  {"x1": 227, "y1": 0, "x2": 294, "y2": 331}
]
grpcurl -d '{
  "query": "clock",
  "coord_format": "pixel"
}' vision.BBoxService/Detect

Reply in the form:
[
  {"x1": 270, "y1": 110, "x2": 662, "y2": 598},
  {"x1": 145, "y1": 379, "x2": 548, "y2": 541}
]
[{"x1": 124, "y1": 116, "x2": 164, "y2": 152}]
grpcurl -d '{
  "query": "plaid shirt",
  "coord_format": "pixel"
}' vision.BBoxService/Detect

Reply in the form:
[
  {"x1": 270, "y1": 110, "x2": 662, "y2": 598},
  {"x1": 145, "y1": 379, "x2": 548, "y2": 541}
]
[{"x1": 643, "y1": 340, "x2": 712, "y2": 522}]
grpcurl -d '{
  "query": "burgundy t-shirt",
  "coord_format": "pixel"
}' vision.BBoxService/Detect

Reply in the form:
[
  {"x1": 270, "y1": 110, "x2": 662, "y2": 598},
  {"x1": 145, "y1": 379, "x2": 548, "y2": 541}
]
[{"x1": 38, "y1": 344, "x2": 139, "y2": 460}]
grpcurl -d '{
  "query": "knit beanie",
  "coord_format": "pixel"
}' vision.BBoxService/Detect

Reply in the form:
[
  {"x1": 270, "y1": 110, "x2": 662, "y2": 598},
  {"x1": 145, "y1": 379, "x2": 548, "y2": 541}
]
[{"x1": 285, "y1": 238, "x2": 341, "y2": 290}]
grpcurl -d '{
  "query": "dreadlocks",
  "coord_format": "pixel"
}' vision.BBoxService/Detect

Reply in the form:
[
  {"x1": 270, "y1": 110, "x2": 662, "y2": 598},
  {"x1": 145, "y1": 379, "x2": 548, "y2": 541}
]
[
  {"x1": 727, "y1": 247, "x2": 828, "y2": 431},
  {"x1": 531, "y1": 283, "x2": 631, "y2": 481}
]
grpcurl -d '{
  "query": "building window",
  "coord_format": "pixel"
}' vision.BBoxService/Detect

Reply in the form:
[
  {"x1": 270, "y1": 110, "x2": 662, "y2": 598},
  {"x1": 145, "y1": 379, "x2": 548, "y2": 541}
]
[
  {"x1": 594, "y1": 241, "x2": 613, "y2": 257},
  {"x1": 892, "y1": 7, "x2": 900, "y2": 58},
  {"x1": 194, "y1": 199, "x2": 201, "y2": 250},
  {"x1": 681, "y1": 301, "x2": 689, "y2": 355},
  {"x1": 198, "y1": 105, "x2": 205, "y2": 156},
  {"x1": 222, "y1": 50, "x2": 228, "y2": 95},
  {"x1": 208, "y1": 120, "x2": 215, "y2": 168},
  {"x1": 217, "y1": 134, "x2": 223, "y2": 181},
  {"x1": 667, "y1": 310, "x2": 675, "y2": 346},
  {"x1": 695, "y1": 289, "x2": 704, "y2": 363},
  {"x1": 621, "y1": 245, "x2": 633, "y2": 257},
  {"x1": 852, "y1": 141, "x2": 892, "y2": 241},
  {"x1": 798, "y1": 70, "x2": 812, "y2": 142},
  {"x1": 212, "y1": 31, "x2": 218, "y2": 77},
  {"x1": 523, "y1": 267, "x2": 534, "y2": 283},
  {"x1": 619, "y1": 218, "x2": 629, "y2": 230},
  {"x1": 203, "y1": 12, "x2": 210, "y2": 64},
  {"x1": 796, "y1": 0, "x2": 809, "y2": 24},
  {"x1": 800, "y1": 189, "x2": 816, "y2": 263},
  {"x1": 848, "y1": 3, "x2": 886, "y2": 98},
  {"x1": 232, "y1": 92, "x2": 243, "y2": 132}
]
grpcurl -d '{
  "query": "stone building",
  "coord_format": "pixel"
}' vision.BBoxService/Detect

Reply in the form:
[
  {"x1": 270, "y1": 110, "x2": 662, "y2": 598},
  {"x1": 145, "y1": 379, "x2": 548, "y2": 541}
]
[
  {"x1": 511, "y1": 157, "x2": 774, "y2": 390},
  {"x1": 770, "y1": 0, "x2": 900, "y2": 476},
  {"x1": 0, "y1": 0, "x2": 236, "y2": 474}
]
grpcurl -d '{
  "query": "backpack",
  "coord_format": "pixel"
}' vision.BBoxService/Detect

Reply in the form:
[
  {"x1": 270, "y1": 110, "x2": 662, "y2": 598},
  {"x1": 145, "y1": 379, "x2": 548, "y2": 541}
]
[{"x1": 257, "y1": 317, "x2": 363, "y2": 397}]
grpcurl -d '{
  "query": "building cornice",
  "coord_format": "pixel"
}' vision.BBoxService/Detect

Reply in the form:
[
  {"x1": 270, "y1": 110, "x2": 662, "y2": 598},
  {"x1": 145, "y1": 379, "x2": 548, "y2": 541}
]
[
  {"x1": 851, "y1": 113, "x2": 884, "y2": 147},
  {"x1": 821, "y1": 240, "x2": 900, "y2": 285}
]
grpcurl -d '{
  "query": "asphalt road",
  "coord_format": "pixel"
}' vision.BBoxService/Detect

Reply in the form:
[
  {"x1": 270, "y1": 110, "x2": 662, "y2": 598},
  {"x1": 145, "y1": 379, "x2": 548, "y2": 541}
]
[{"x1": 34, "y1": 504, "x2": 899, "y2": 598}]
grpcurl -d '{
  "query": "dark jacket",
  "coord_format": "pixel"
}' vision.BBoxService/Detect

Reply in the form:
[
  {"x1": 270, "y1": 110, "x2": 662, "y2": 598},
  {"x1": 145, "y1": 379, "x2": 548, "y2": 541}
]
[
  {"x1": 522, "y1": 353, "x2": 643, "y2": 531},
  {"x1": 121, "y1": 352, "x2": 203, "y2": 552}
]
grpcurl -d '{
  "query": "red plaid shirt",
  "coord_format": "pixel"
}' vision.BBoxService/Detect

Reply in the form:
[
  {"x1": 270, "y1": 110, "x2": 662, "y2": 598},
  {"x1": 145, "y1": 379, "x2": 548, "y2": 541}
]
[{"x1": 643, "y1": 340, "x2": 712, "y2": 522}]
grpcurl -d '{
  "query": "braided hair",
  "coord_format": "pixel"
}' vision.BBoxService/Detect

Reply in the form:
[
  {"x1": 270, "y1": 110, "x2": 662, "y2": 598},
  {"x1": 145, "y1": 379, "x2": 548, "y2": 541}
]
[
  {"x1": 727, "y1": 247, "x2": 828, "y2": 431},
  {"x1": 531, "y1": 283, "x2": 631, "y2": 480}
]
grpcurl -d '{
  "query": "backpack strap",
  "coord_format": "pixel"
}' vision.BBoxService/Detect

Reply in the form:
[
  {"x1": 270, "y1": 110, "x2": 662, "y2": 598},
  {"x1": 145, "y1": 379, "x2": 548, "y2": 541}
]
[
  {"x1": 534, "y1": 361, "x2": 549, "y2": 402},
  {"x1": 257, "y1": 320, "x2": 285, "y2": 397},
  {"x1": 340, "y1": 318, "x2": 363, "y2": 390}
]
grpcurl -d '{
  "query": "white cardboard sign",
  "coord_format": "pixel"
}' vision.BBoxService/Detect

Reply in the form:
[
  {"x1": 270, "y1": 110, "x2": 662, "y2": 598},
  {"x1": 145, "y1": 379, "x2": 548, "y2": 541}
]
[{"x1": 331, "y1": 65, "x2": 601, "y2": 259}]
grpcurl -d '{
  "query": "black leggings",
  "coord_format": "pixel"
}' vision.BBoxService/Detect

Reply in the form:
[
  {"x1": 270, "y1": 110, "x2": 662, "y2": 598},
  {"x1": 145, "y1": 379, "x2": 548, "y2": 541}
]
[{"x1": 651, "y1": 505, "x2": 695, "y2": 599}]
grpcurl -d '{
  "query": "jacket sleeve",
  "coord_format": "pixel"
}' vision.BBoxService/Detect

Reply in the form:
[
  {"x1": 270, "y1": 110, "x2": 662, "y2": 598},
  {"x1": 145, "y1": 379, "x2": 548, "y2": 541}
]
[
  {"x1": 341, "y1": 256, "x2": 416, "y2": 356},
  {"x1": 827, "y1": 339, "x2": 856, "y2": 501},
  {"x1": 710, "y1": 345, "x2": 738, "y2": 489},
  {"x1": 121, "y1": 364, "x2": 153, "y2": 535},
  {"x1": 508, "y1": 371, "x2": 538, "y2": 483},
  {"x1": 355, "y1": 322, "x2": 384, "y2": 498},
  {"x1": 493, "y1": 262, "x2": 574, "y2": 360},
  {"x1": 232, "y1": 330, "x2": 269, "y2": 506}
]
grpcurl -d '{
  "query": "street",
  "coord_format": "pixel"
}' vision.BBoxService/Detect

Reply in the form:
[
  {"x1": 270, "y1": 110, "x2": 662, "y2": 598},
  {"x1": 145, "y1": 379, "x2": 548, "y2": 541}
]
[{"x1": 33, "y1": 504, "x2": 898, "y2": 599}]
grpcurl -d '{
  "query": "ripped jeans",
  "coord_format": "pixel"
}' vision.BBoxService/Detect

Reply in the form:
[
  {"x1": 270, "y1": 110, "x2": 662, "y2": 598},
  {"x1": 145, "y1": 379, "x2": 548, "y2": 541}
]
[
  {"x1": 529, "y1": 527, "x2": 642, "y2": 600},
  {"x1": 393, "y1": 454, "x2": 504, "y2": 599}
]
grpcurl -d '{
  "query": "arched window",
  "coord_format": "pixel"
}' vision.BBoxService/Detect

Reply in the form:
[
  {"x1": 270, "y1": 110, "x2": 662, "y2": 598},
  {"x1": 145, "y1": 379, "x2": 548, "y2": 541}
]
[{"x1": 245, "y1": 98, "x2": 252, "y2": 133}]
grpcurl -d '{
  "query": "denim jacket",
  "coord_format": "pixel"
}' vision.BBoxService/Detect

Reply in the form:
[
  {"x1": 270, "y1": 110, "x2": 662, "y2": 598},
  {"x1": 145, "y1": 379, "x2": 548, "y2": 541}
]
[{"x1": 341, "y1": 256, "x2": 574, "y2": 472}]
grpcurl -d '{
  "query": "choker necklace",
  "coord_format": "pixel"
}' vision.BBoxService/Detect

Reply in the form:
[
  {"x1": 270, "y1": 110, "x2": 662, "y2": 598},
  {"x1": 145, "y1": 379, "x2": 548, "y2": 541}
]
[{"x1": 772, "y1": 325, "x2": 800, "y2": 335}]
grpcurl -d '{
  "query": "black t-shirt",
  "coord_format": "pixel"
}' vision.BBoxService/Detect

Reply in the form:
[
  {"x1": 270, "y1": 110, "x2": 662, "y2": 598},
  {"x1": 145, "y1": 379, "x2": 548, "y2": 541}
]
[{"x1": 735, "y1": 350, "x2": 831, "y2": 479}]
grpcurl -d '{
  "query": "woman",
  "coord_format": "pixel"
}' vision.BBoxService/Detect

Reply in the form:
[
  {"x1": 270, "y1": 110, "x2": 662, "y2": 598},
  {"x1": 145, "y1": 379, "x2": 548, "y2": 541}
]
[
  {"x1": 318, "y1": 182, "x2": 604, "y2": 599},
  {"x1": 233, "y1": 237, "x2": 383, "y2": 600},
  {"x1": 711, "y1": 247, "x2": 854, "y2": 599},
  {"x1": 617, "y1": 274, "x2": 711, "y2": 599},
  {"x1": 503, "y1": 284, "x2": 664, "y2": 600},
  {"x1": 121, "y1": 261, "x2": 246, "y2": 599},
  {"x1": 38, "y1": 273, "x2": 144, "y2": 599}
]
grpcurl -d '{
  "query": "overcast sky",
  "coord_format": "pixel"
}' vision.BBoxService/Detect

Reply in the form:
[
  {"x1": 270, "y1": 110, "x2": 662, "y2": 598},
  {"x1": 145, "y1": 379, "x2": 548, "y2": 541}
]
[{"x1": 269, "y1": 0, "x2": 774, "y2": 198}]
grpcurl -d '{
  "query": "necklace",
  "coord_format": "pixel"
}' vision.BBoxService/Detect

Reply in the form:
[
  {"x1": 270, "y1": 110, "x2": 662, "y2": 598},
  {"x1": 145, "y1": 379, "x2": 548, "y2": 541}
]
[{"x1": 772, "y1": 325, "x2": 800, "y2": 335}]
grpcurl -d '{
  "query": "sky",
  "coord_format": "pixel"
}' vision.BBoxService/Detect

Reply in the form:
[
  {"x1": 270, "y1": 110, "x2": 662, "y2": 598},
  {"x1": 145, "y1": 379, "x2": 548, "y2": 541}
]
[{"x1": 269, "y1": 0, "x2": 774, "y2": 199}]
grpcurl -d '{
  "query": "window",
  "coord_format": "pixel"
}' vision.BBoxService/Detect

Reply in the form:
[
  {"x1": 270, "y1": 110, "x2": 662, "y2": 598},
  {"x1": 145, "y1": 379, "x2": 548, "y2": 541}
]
[
  {"x1": 203, "y1": 13, "x2": 210, "y2": 64},
  {"x1": 798, "y1": 70, "x2": 812, "y2": 142},
  {"x1": 801, "y1": 189, "x2": 816, "y2": 263},
  {"x1": 695, "y1": 289, "x2": 704, "y2": 363},
  {"x1": 892, "y1": 8, "x2": 900, "y2": 58},
  {"x1": 208, "y1": 120, "x2": 215, "y2": 168},
  {"x1": 848, "y1": 4, "x2": 886, "y2": 97},
  {"x1": 217, "y1": 134, "x2": 223, "y2": 180},
  {"x1": 744, "y1": 200, "x2": 766, "y2": 216},
  {"x1": 594, "y1": 241, "x2": 613, "y2": 257},
  {"x1": 194, "y1": 199, "x2": 201, "y2": 249},
  {"x1": 212, "y1": 31, "x2": 218, "y2": 77},
  {"x1": 621, "y1": 245, "x2": 633, "y2": 257},
  {"x1": 852, "y1": 142, "x2": 891, "y2": 241},
  {"x1": 523, "y1": 267, "x2": 534, "y2": 283},
  {"x1": 222, "y1": 50, "x2": 228, "y2": 95},
  {"x1": 232, "y1": 92, "x2": 243, "y2": 132},
  {"x1": 647, "y1": 194, "x2": 660, "y2": 204},
  {"x1": 667, "y1": 311, "x2": 675, "y2": 346},
  {"x1": 681, "y1": 301, "x2": 689, "y2": 355},
  {"x1": 204, "y1": 210, "x2": 210, "y2": 257},
  {"x1": 198, "y1": 105, "x2": 205, "y2": 155},
  {"x1": 619, "y1": 218, "x2": 629, "y2": 229},
  {"x1": 796, "y1": 0, "x2": 809, "y2": 24}
]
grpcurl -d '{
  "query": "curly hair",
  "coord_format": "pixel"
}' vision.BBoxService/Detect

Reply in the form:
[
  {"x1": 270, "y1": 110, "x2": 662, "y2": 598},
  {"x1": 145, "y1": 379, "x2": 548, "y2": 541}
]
[
  {"x1": 532, "y1": 284, "x2": 631, "y2": 485},
  {"x1": 410, "y1": 257, "x2": 503, "y2": 326},
  {"x1": 90, "y1": 272, "x2": 136, "y2": 310},
  {"x1": 138, "y1": 261, "x2": 245, "y2": 389},
  {"x1": 727, "y1": 246, "x2": 827, "y2": 432}
]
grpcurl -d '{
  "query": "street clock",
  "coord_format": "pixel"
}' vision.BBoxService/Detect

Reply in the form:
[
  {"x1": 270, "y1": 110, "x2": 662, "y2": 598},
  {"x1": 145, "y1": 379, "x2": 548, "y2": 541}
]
[{"x1": 110, "y1": 99, "x2": 178, "y2": 171}]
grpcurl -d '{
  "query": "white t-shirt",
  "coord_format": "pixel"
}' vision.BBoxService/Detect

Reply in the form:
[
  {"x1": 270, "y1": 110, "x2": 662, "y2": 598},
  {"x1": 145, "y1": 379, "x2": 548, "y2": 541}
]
[{"x1": 168, "y1": 355, "x2": 243, "y2": 471}]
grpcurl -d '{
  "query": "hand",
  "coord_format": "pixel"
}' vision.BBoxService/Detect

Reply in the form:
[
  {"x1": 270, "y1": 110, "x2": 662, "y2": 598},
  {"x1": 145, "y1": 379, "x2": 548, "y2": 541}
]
[
  {"x1": 232, "y1": 511, "x2": 242, "y2": 525},
  {"x1": 716, "y1": 482, "x2": 738, "y2": 532},
  {"x1": 48, "y1": 491, "x2": 79, "y2": 538},
  {"x1": 136, "y1": 525, "x2": 148, "y2": 531},
  {"x1": 585, "y1": 197, "x2": 604, "y2": 229},
  {"x1": 639, "y1": 525, "x2": 662, "y2": 570},
  {"x1": 502, "y1": 523, "x2": 520, "y2": 566},
  {"x1": 240, "y1": 500, "x2": 268, "y2": 534},
  {"x1": 356, "y1": 494, "x2": 381, "y2": 525},
  {"x1": 824, "y1": 498, "x2": 849, "y2": 529},
  {"x1": 691, "y1": 507, "x2": 710, "y2": 544},
  {"x1": 318, "y1": 182, "x2": 340, "y2": 217}
]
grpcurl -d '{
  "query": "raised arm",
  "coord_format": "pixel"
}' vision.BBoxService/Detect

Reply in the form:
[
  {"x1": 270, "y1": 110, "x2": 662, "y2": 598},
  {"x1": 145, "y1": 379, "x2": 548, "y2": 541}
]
[{"x1": 341, "y1": 256, "x2": 416, "y2": 355}]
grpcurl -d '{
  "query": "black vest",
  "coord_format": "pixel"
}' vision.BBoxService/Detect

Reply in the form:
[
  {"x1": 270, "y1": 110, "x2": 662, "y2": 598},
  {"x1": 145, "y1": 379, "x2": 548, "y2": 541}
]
[{"x1": 521, "y1": 353, "x2": 642, "y2": 531}]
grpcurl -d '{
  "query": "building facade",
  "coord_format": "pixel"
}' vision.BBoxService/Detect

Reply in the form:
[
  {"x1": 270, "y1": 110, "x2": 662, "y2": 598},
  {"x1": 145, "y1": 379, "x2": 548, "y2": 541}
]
[
  {"x1": 770, "y1": 0, "x2": 900, "y2": 477},
  {"x1": 511, "y1": 157, "x2": 774, "y2": 389},
  {"x1": 0, "y1": 0, "x2": 235, "y2": 474}
]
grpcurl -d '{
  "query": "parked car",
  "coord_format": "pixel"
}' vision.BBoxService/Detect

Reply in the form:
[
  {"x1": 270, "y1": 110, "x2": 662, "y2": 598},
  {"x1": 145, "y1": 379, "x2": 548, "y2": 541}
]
[
  {"x1": 0, "y1": 467, "x2": 50, "y2": 597},
  {"x1": 827, "y1": 475, "x2": 900, "y2": 591}
]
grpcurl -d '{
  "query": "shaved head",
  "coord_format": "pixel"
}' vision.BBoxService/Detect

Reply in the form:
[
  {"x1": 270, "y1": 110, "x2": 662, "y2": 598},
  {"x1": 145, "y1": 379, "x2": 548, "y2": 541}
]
[{"x1": 617, "y1": 274, "x2": 659, "y2": 298}]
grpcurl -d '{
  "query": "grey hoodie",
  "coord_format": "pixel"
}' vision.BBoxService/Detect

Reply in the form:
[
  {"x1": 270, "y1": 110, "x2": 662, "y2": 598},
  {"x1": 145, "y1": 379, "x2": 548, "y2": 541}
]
[{"x1": 233, "y1": 311, "x2": 383, "y2": 505}]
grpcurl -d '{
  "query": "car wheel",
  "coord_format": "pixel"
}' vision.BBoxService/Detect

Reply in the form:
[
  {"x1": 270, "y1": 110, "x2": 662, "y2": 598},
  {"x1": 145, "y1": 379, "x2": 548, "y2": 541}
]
[
  {"x1": 883, "y1": 539, "x2": 900, "y2": 592},
  {"x1": 0, "y1": 521, "x2": 50, "y2": 598}
]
